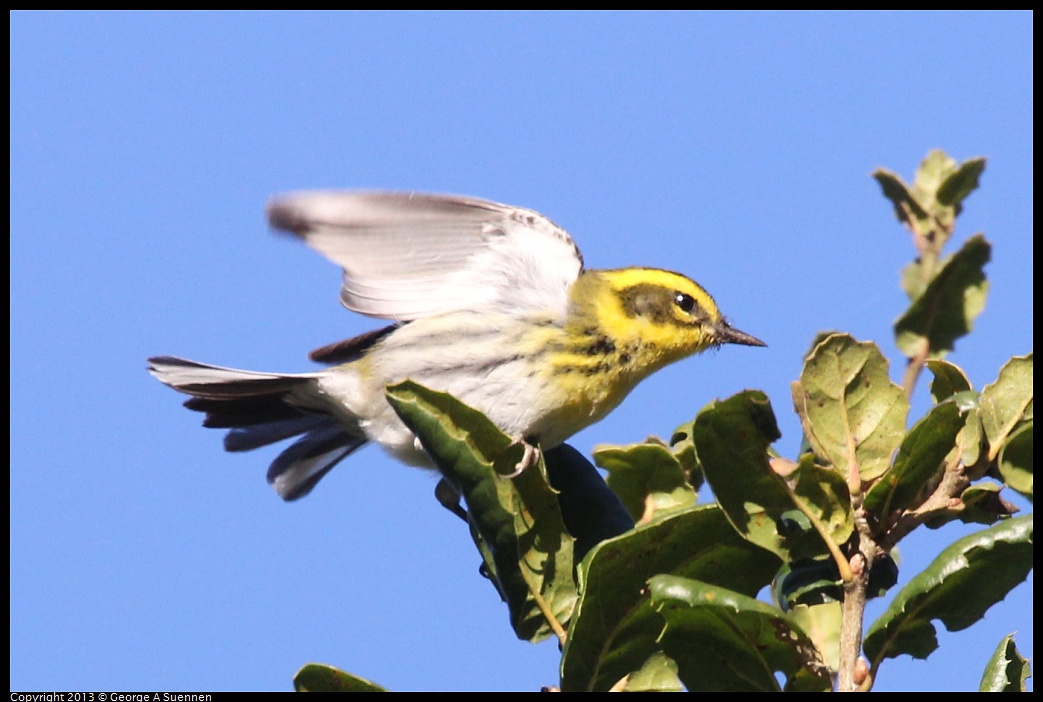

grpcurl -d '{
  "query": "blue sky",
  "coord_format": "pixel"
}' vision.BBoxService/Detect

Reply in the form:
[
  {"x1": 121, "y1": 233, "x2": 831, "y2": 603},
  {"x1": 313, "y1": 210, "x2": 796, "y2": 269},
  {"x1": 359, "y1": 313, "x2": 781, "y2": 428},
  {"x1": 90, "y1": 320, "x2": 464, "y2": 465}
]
[{"x1": 10, "y1": 11, "x2": 1032, "y2": 693}]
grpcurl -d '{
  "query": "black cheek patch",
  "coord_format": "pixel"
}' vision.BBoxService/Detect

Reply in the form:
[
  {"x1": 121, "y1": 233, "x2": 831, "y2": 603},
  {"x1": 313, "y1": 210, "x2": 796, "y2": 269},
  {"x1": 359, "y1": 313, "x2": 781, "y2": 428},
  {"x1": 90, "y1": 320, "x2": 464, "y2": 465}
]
[
  {"x1": 620, "y1": 284, "x2": 710, "y2": 327},
  {"x1": 619, "y1": 283, "x2": 674, "y2": 324}
]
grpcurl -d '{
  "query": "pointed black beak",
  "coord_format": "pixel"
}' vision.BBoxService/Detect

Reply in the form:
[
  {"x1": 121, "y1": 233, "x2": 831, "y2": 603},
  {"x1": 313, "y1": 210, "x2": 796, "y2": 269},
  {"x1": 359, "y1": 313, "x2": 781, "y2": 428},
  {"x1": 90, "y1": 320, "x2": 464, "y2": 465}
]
[{"x1": 715, "y1": 322, "x2": 767, "y2": 348}]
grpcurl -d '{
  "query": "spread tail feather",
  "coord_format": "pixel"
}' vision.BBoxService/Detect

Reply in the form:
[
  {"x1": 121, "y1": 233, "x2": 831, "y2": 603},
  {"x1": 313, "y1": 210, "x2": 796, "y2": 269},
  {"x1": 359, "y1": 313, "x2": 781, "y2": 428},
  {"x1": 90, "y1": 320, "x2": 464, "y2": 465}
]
[{"x1": 147, "y1": 356, "x2": 366, "y2": 500}]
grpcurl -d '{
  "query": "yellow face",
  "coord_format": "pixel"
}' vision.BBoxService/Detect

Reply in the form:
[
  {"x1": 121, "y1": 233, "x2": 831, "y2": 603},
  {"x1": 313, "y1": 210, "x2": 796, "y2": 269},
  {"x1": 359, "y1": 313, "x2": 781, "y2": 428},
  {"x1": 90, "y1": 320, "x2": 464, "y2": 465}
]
[
  {"x1": 595, "y1": 268, "x2": 723, "y2": 351},
  {"x1": 569, "y1": 268, "x2": 762, "y2": 369},
  {"x1": 533, "y1": 267, "x2": 763, "y2": 438}
]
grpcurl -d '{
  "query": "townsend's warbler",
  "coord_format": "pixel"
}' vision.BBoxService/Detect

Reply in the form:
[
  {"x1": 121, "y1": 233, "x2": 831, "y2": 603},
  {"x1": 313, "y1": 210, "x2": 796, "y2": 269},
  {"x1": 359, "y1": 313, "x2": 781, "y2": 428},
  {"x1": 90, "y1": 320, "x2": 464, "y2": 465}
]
[{"x1": 149, "y1": 192, "x2": 765, "y2": 500}]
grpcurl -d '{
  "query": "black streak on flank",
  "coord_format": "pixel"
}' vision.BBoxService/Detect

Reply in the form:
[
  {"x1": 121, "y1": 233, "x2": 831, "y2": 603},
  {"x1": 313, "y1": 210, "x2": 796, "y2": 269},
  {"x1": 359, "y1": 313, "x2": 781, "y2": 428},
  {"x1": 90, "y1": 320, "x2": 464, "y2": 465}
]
[{"x1": 584, "y1": 335, "x2": 617, "y2": 357}]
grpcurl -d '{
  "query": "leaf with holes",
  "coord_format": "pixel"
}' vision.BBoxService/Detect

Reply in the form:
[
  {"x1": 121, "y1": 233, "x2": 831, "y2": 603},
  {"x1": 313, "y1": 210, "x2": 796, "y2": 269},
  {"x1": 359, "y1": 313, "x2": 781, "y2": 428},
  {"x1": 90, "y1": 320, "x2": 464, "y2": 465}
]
[
  {"x1": 979, "y1": 634, "x2": 1031, "y2": 692},
  {"x1": 863, "y1": 516, "x2": 1033, "y2": 666}
]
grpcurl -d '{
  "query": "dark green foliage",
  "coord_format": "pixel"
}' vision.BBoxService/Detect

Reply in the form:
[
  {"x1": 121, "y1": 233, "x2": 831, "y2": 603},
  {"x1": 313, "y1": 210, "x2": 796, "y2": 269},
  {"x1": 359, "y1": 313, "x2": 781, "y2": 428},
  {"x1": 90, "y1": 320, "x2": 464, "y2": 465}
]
[{"x1": 297, "y1": 150, "x2": 1031, "y2": 692}]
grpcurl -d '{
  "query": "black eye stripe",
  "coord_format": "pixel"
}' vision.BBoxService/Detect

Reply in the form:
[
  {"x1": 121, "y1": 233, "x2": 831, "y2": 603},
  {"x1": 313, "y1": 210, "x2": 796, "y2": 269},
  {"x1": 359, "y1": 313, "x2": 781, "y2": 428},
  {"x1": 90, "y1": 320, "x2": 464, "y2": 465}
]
[{"x1": 620, "y1": 283, "x2": 708, "y2": 324}]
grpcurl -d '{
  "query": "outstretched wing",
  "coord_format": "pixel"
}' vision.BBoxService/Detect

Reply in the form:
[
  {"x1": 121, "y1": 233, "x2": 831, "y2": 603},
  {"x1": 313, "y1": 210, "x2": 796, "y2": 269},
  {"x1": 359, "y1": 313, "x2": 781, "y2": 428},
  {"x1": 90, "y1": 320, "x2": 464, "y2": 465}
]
[{"x1": 266, "y1": 191, "x2": 584, "y2": 321}]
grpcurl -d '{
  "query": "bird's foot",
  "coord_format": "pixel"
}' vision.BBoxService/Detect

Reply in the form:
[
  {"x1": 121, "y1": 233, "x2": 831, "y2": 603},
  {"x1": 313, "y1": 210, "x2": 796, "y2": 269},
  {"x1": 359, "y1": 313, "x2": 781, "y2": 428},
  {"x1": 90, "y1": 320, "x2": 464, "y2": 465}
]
[{"x1": 501, "y1": 437, "x2": 541, "y2": 478}]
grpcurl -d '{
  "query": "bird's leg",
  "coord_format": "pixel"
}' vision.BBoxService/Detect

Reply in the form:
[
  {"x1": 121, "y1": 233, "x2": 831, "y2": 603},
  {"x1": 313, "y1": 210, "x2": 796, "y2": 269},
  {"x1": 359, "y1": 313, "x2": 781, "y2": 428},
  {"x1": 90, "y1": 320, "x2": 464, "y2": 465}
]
[
  {"x1": 502, "y1": 437, "x2": 541, "y2": 478},
  {"x1": 434, "y1": 477, "x2": 468, "y2": 522}
]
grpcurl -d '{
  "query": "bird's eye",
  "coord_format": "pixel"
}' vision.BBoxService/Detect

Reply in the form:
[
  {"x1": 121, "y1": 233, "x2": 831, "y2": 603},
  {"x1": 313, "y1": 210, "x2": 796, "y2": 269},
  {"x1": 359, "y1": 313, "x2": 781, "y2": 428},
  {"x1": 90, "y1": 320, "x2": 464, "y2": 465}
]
[{"x1": 674, "y1": 292, "x2": 696, "y2": 313}]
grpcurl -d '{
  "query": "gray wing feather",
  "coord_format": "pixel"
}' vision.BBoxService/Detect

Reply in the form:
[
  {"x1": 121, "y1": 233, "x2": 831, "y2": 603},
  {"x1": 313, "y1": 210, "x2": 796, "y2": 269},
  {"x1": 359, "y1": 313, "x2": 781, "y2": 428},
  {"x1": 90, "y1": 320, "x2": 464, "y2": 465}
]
[{"x1": 266, "y1": 191, "x2": 584, "y2": 321}]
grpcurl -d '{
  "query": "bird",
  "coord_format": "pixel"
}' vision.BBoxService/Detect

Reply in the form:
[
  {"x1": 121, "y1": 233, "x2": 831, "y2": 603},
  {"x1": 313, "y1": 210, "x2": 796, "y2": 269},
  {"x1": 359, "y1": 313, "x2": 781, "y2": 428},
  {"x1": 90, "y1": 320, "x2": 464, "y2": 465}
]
[{"x1": 148, "y1": 191, "x2": 765, "y2": 501}]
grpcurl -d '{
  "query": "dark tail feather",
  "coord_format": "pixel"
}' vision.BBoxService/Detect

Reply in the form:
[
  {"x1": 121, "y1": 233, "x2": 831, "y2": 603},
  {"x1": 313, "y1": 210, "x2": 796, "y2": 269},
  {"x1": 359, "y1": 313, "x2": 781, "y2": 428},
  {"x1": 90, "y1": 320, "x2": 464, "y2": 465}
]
[
  {"x1": 147, "y1": 356, "x2": 367, "y2": 500},
  {"x1": 265, "y1": 423, "x2": 367, "y2": 500}
]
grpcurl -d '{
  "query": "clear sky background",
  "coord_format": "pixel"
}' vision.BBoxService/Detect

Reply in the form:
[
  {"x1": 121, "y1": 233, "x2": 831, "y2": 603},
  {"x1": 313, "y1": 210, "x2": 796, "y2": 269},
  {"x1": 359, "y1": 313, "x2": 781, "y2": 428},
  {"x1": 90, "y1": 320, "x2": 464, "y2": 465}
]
[{"x1": 10, "y1": 11, "x2": 1032, "y2": 693}]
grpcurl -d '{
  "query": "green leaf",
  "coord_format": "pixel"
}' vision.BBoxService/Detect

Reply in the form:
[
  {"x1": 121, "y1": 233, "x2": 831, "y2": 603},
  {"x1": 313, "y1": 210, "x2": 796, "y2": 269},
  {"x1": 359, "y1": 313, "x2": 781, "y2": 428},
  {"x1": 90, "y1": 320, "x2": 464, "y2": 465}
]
[
  {"x1": 649, "y1": 575, "x2": 832, "y2": 692},
  {"x1": 866, "y1": 552, "x2": 900, "y2": 599},
  {"x1": 559, "y1": 504, "x2": 780, "y2": 692},
  {"x1": 872, "y1": 167, "x2": 929, "y2": 229},
  {"x1": 793, "y1": 334, "x2": 908, "y2": 482},
  {"x1": 979, "y1": 634, "x2": 1031, "y2": 692},
  {"x1": 997, "y1": 421, "x2": 1033, "y2": 501},
  {"x1": 614, "y1": 651, "x2": 683, "y2": 692},
  {"x1": 958, "y1": 406, "x2": 986, "y2": 468},
  {"x1": 294, "y1": 663, "x2": 387, "y2": 692},
  {"x1": 914, "y1": 149, "x2": 958, "y2": 202},
  {"x1": 926, "y1": 361, "x2": 985, "y2": 468},
  {"x1": 696, "y1": 394, "x2": 852, "y2": 561},
  {"x1": 894, "y1": 235, "x2": 991, "y2": 359},
  {"x1": 936, "y1": 156, "x2": 986, "y2": 217},
  {"x1": 787, "y1": 602, "x2": 842, "y2": 673},
  {"x1": 980, "y1": 353, "x2": 1034, "y2": 462},
  {"x1": 874, "y1": 151, "x2": 984, "y2": 246},
  {"x1": 385, "y1": 381, "x2": 576, "y2": 643},
  {"x1": 595, "y1": 439, "x2": 696, "y2": 523},
  {"x1": 864, "y1": 401, "x2": 966, "y2": 519},
  {"x1": 909, "y1": 150, "x2": 955, "y2": 229},
  {"x1": 789, "y1": 453, "x2": 855, "y2": 551},
  {"x1": 900, "y1": 260, "x2": 929, "y2": 300},
  {"x1": 959, "y1": 484, "x2": 1022, "y2": 523},
  {"x1": 910, "y1": 150, "x2": 974, "y2": 234},
  {"x1": 927, "y1": 359, "x2": 974, "y2": 401},
  {"x1": 668, "y1": 419, "x2": 705, "y2": 491},
  {"x1": 863, "y1": 515, "x2": 1034, "y2": 666},
  {"x1": 693, "y1": 391, "x2": 817, "y2": 559}
]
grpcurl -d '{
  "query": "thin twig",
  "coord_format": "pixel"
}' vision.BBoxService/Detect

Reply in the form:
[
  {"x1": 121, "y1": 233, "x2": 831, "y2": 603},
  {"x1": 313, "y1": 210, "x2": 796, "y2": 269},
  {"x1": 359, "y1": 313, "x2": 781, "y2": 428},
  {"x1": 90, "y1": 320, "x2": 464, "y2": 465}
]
[
  {"x1": 837, "y1": 523, "x2": 879, "y2": 692},
  {"x1": 779, "y1": 479, "x2": 853, "y2": 583},
  {"x1": 901, "y1": 337, "x2": 931, "y2": 402},
  {"x1": 527, "y1": 576, "x2": 567, "y2": 646}
]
